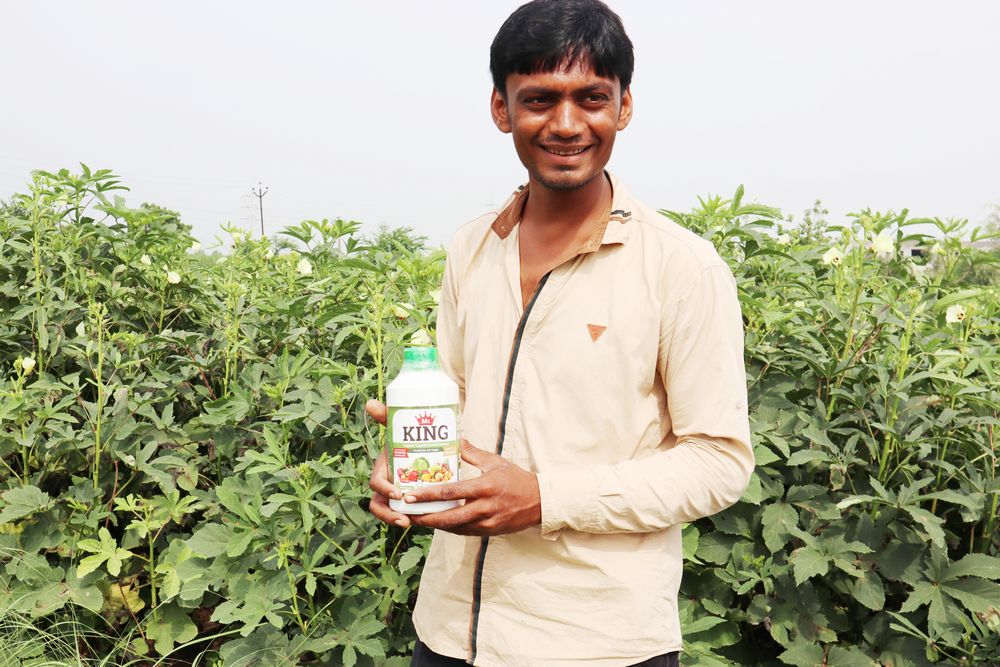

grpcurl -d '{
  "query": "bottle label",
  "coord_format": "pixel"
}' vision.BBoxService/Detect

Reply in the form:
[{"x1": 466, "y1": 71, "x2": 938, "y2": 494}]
[{"x1": 387, "y1": 405, "x2": 459, "y2": 492}]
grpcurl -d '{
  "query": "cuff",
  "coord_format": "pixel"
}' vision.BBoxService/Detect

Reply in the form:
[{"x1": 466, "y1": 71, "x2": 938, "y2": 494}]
[{"x1": 536, "y1": 468, "x2": 602, "y2": 540}]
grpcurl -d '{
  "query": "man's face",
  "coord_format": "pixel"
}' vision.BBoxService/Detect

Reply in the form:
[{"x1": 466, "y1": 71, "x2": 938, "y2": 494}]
[{"x1": 491, "y1": 59, "x2": 633, "y2": 192}]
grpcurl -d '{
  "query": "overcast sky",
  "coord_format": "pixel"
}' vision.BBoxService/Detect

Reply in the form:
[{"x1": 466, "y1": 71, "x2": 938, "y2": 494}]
[{"x1": 2, "y1": 1, "x2": 998, "y2": 248}]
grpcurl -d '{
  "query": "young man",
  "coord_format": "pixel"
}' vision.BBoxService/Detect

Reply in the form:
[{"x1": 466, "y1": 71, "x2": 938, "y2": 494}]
[{"x1": 367, "y1": 1, "x2": 754, "y2": 664}]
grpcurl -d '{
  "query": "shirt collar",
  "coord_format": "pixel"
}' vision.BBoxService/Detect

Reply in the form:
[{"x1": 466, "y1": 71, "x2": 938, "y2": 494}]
[{"x1": 490, "y1": 172, "x2": 634, "y2": 253}]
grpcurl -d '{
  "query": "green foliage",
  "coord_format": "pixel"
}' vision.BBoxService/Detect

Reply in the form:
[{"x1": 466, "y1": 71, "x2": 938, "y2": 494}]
[
  {"x1": 1, "y1": 166, "x2": 439, "y2": 664},
  {"x1": 664, "y1": 186, "x2": 1000, "y2": 665},
  {"x1": 1, "y1": 168, "x2": 998, "y2": 664}
]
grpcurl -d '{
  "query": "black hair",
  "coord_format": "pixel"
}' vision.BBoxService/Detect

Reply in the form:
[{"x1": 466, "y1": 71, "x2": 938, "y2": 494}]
[{"x1": 490, "y1": 0, "x2": 634, "y2": 98}]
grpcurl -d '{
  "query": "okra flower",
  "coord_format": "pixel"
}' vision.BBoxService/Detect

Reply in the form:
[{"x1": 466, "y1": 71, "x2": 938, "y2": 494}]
[
  {"x1": 776, "y1": 233, "x2": 791, "y2": 245},
  {"x1": 429, "y1": 289, "x2": 442, "y2": 305},
  {"x1": 264, "y1": 248, "x2": 274, "y2": 260},
  {"x1": 793, "y1": 300, "x2": 806, "y2": 308},
  {"x1": 296, "y1": 258, "x2": 313, "y2": 276},
  {"x1": 189, "y1": 241, "x2": 201, "y2": 252},
  {"x1": 167, "y1": 271, "x2": 181, "y2": 285},
  {"x1": 411, "y1": 329, "x2": 432, "y2": 346},
  {"x1": 20, "y1": 357, "x2": 36, "y2": 374},
  {"x1": 140, "y1": 254, "x2": 152, "y2": 266},
  {"x1": 870, "y1": 229, "x2": 895, "y2": 259},
  {"x1": 945, "y1": 304, "x2": 966, "y2": 324},
  {"x1": 822, "y1": 248, "x2": 843, "y2": 266},
  {"x1": 393, "y1": 304, "x2": 412, "y2": 319},
  {"x1": 76, "y1": 321, "x2": 86, "y2": 338}
]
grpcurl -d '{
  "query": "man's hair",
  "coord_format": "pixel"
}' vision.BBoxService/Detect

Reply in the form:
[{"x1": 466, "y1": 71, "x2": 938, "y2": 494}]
[{"x1": 490, "y1": 0, "x2": 634, "y2": 98}]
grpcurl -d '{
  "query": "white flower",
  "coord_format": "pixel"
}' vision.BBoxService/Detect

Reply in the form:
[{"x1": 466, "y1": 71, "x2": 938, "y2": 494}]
[
  {"x1": 217, "y1": 256, "x2": 227, "y2": 264},
  {"x1": 907, "y1": 261, "x2": 928, "y2": 282},
  {"x1": 296, "y1": 258, "x2": 312, "y2": 276},
  {"x1": 945, "y1": 304, "x2": 966, "y2": 324},
  {"x1": 189, "y1": 241, "x2": 201, "y2": 252},
  {"x1": 822, "y1": 247, "x2": 843, "y2": 266},
  {"x1": 393, "y1": 304, "x2": 411, "y2": 319},
  {"x1": 264, "y1": 248, "x2": 274, "y2": 260},
  {"x1": 166, "y1": 271, "x2": 181, "y2": 285},
  {"x1": 930, "y1": 243, "x2": 944, "y2": 256},
  {"x1": 75, "y1": 321, "x2": 86, "y2": 337},
  {"x1": 410, "y1": 329, "x2": 432, "y2": 346},
  {"x1": 21, "y1": 357, "x2": 36, "y2": 374},
  {"x1": 870, "y1": 229, "x2": 895, "y2": 259},
  {"x1": 429, "y1": 289, "x2": 442, "y2": 305},
  {"x1": 793, "y1": 300, "x2": 806, "y2": 309},
  {"x1": 140, "y1": 254, "x2": 152, "y2": 266},
  {"x1": 776, "y1": 233, "x2": 791, "y2": 245}
]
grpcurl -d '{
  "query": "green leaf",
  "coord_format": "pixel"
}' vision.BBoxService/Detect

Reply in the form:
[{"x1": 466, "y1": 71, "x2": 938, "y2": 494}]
[
  {"x1": 187, "y1": 522, "x2": 231, "y2": 557},
  {"x1": 786, "y1": 450, "x2": 828, "y2": 467},
  {"x1": 826, "y1": 645, "x2": 874, "y2": 666},
  {"x1": 761, "y1": 502, "x2": 798, "y2": 553},
  {"x1": 791, "y1": 545, "x2": 829, "y2": 586},
  {"x1": 695, "y1": 532, "x2": 741, "y2": 565},
  {"x1": 944, "y1": 553, "x2": 1000, "y2": 581},
  {"x1": 778, "y1": 641, "x2": 824, "y2": 666},
  {"x1": 903, "y1": 506, "x2": 945, "y2": 548},
  {"x1": 76, "y1": 554, "x2": 109, "y2": 579},
  {"x1": 740, "y1": 471, "x2": 764, "y2": 504},
  {"x1": 681, "y1": 523, "x2": 700, "y2": 562},
  {"x1": 0, "y1": 485, "x2": 52, "y2": 524},
  {"x1": 852, "y1": 571, "x2": 886, "y2": 611},
  {"x1": 940, "y1": 578, "x2": 1000, "y2": 613},
  {"x1": 145, "y1": 603, "x2": 198, "y2": 656},
  {"x1": 396, "y1": 546, "x2": 424, "y2": 573}
]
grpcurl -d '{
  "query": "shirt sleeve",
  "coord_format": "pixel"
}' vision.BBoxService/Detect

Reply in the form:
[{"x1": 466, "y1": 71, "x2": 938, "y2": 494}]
[
  {"x1": 536, "y1": 263, "x2": 754, "y2": 536},
  {"x1": 435, "y1": 244, "x2": 466, "y2": 410}
]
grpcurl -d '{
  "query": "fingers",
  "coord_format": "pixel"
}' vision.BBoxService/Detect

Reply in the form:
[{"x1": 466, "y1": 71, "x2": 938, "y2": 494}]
[
  {"x1": 365, "y1": 399, "x2": 387, "y2": 425},
  {"x1": 368, "y1": 451, "x2": 399, "y2": 500},
  {"x1": 460, "y1": 439, "x2": 501, "y2": 471},
  {"x1": 369, "y1": 491, "x2": 411, "y2": 528},
  {"x1": 410, "y1": 502, "x2": 487, "y2": 534},
  {"x1": 403, "y1": 478, "x2": 485, "y2": 505}
]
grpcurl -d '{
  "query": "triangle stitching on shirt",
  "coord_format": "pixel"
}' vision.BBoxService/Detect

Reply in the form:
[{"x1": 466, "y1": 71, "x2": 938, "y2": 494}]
[{"x1": 587, "y1": 324, "x2": 606, "y2": 342}]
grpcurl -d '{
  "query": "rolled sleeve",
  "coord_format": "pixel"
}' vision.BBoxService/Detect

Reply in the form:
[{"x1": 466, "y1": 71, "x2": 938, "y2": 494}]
[{"x1": 538, "y1": 263, "x2": 754, "y2": 535}]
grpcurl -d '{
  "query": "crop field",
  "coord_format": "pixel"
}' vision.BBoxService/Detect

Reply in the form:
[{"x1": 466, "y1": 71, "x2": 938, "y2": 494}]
[{"x1": 0, "y1": 166, "x2": 998, "y2": 666}]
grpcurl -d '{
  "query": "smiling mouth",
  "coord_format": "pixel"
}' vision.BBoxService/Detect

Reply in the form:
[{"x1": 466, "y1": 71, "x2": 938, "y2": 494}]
[{"x1": 543, "y1": 146, "x2": 590, "y2": 156}]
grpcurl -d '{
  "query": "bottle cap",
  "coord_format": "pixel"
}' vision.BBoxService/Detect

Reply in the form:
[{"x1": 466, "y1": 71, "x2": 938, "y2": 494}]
[{"x1": 403, "y1": 346, "x2": 438, "y2": 370}]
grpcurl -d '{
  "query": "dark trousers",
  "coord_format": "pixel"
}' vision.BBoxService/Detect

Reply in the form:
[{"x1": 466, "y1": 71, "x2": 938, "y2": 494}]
[{"x1": 411, "y1": 640, "x2": 680, "y2": 666}]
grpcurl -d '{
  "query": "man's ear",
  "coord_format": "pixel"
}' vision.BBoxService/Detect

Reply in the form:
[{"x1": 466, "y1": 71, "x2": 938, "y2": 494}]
[
  {"x1": 617, "y1": 87, "x2": 634, "y2": 131},
  {"x1": 490, "y1": 87, "x2": 512, "y2": 134}
]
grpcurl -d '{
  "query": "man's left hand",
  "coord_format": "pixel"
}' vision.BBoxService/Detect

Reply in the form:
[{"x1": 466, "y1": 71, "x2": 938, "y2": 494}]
[{"x1": 403, "y1": 440, "x2": 541, "y2": 536}]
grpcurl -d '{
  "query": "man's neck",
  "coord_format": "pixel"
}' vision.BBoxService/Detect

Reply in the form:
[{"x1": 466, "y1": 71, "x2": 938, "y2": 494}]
[{"x1": 520, "y1": 173, "x2": 612, "y2": 245}]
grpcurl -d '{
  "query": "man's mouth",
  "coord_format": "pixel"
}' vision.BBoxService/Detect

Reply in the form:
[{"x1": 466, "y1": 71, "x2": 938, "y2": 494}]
[{"x1": 542, "y1": 145, "x2": 590, "y2": 156}]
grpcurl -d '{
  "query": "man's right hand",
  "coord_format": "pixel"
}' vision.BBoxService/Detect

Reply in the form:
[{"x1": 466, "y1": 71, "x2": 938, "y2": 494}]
[{"x1": 366, "y1": 399, "x2": 412, "y2": 528}]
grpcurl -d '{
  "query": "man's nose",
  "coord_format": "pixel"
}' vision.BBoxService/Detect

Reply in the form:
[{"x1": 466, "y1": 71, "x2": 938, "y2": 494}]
[{"x1": 548, "y1": 100, "x2": 583, "y2": 137}]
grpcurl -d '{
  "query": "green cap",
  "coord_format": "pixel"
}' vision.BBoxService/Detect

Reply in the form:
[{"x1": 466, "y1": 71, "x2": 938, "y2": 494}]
[{"x1": 403, "y1": 346, "x2": 439, "y2": 370}]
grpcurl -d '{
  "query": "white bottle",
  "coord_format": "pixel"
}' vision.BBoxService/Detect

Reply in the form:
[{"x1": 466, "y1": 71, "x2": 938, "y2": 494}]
[{"x1": 386, "y1": 346, "x2": 461, "y2": 514}]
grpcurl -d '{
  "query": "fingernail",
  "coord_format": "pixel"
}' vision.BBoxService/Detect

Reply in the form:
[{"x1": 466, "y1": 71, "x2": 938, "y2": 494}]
[
  {"x1": 394, "y1": 518, "x2": 407, "y2": 527},
  {"x1": 404, "y1": 495, "x2": 417, "y2": 503}
]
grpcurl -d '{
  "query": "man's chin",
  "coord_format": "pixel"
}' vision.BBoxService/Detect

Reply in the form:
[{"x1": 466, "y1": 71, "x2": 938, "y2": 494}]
[{"x1": 534, "y1": 170, "x2": 601, "y2": 192}]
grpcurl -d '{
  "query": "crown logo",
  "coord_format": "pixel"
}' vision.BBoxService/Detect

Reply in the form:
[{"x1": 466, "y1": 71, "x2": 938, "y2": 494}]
[{"x1": 415, "y1": 412, "x2": 436, "y2": 426}]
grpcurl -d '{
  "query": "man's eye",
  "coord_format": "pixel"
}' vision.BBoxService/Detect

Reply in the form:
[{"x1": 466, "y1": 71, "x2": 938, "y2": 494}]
[{"x1": 585, "y1": 94, "x2": 609, "y2": 103}]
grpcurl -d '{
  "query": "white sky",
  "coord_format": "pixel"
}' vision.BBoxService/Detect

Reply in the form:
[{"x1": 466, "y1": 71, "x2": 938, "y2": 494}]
[{"x1": 2, "y1": 1, "x2": 998, "y2": 248}]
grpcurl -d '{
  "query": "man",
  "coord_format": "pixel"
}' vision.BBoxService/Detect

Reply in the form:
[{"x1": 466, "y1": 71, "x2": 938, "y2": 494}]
[{"x1": 367, "y1": 1, "x2": 754, "y2": 664}]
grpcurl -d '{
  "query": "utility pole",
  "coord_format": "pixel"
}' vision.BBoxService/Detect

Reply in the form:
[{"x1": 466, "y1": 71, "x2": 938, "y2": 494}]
[{"x1": 251, "y1": 182, "x2": 268, "y2": 237}]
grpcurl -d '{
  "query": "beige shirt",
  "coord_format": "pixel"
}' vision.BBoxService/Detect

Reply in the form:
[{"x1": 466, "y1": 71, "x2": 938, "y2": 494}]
[{"x1": 414, "y1": 174, "x2": 754, "y2": 666}]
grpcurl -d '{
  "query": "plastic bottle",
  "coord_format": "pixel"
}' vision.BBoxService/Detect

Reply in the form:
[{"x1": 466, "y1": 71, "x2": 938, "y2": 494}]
[{"x1": 386, "y1": 346, "x2": 461, "y2": 514}]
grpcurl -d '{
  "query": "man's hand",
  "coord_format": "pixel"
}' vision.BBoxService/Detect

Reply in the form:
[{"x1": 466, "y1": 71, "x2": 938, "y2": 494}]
[
  {"x1": 404, "y1": 439, "x2": 542, "y2": 536},
  {"x1": 365, "y1": 399, "x2": 413, "y2": 529}
]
